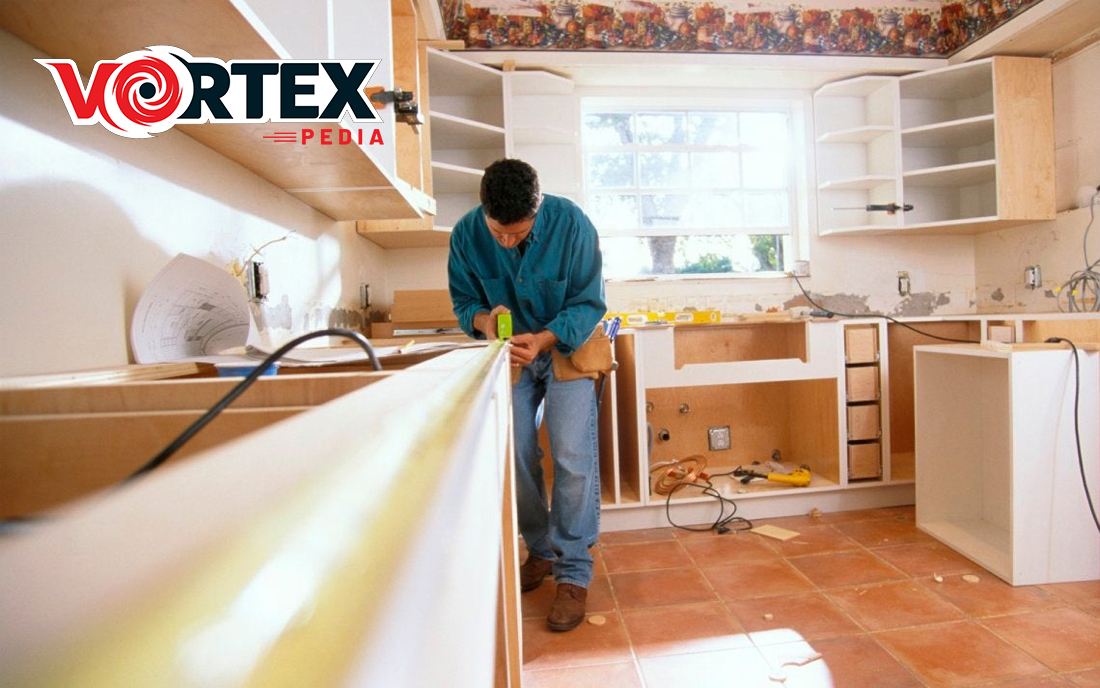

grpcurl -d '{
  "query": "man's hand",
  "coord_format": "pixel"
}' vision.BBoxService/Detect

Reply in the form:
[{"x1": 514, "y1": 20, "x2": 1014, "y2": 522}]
[
  {"x1": 473, "y1": 305, "x2": 510, "y2": 340},
  {"x1": 509, "y1": 331, "x2": 558, "y2": 367}
]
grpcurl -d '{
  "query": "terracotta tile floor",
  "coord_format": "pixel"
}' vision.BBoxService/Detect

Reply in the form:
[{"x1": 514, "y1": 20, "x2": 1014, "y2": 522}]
[{"x1": 520, "y1": 506, "x2": 1100, "y2": 688}]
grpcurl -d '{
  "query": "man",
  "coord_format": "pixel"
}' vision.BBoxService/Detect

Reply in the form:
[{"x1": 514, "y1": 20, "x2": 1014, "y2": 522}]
[{"x1": 448, "y1": 159, "x2": 606, "y2": 632}]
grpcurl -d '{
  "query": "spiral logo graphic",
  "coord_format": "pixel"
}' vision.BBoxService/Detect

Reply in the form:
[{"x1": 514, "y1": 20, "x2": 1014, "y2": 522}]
[{"x1": 102, "y1": 47, "x2": 193, "y2": 138}]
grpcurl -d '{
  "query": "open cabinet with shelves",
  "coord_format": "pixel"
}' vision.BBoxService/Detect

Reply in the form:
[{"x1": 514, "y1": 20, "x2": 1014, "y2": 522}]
[
  {"x1": 506, "y1": 69, "x2": 580, "y2": 200},
  {"x1": 813, "y1": 56, "x2": 1054, "y2": 236},
  {"x1": 813, "y1": 76, "x2": 901, "y2": 235}
]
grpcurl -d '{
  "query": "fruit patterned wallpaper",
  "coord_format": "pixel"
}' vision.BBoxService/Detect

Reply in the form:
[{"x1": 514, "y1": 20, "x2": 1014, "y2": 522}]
[{"x1": 440, "y1": 0, "x2": 1042, "y2": 56}]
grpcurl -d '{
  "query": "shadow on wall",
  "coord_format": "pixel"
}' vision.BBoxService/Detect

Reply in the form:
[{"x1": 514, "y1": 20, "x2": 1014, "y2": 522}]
[{"x1": 0, "y1": 182, "x2": 172, "y2": 376}]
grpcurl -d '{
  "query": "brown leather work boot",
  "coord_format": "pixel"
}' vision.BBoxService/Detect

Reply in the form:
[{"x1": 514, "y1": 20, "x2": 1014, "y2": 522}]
[
  {"x1": 520, "y1": 556, "x2": 553, "y2": 593},
  {"x1": 547, "y1": 583, "x2": 587, "y2": 632}
]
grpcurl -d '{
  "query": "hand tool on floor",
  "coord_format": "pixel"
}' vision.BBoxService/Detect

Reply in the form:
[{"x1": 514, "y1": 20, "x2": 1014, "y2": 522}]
[{"x1": 734, "y1": 464, "x2": 812, "y2": 487}]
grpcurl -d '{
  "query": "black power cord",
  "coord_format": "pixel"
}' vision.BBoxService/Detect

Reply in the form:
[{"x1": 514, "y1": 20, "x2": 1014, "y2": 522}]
[
  {"x1": 125, "y1": 328, "x2": 380, "y2": 482},
  {"x1": 790, "y1": 273, "x2": 979, "y2": 344},
  {"x1": 0, "y1": 329, "x2": 381, "y2": 536},
  {"x1": 660, "y1": 474, "x2": 754, "y2": 534},
  {"x1": 1045, "y1": 336, "x2": 1100, "y2": 535}
]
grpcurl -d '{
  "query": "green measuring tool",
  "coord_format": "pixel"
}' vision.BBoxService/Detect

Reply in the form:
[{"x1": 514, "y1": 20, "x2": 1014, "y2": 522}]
[{"x1": 496, "y1": 312, "x2": 512, "y2": 339}]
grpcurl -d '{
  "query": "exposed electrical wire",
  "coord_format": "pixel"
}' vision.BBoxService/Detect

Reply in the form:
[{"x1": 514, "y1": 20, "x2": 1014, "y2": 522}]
[
  {"x1": 125, "y1": 328, "x2": 380, "y2": 482},
  {"x1": 1045, "y1": 336, "x2": 1100, "y2": 535},
  {"x1": 1057, "y1": 189, "x2": 1100, "y2": 313},
  {"x1": 649, "y1": 455, "x2": 753, "y2": 534},
  {"x1": 789, "y1": 272, "x2": 979, "y2": 344}
]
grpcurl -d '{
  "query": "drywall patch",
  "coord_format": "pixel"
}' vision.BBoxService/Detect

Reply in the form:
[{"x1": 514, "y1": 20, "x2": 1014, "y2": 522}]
[
  {"x1": 892, "y1": 292, "x2": 950, "y2": 318},
  {"x1": 783, "y1": 292, "x2": 872, "y2": 315},
  {"x1": 260, "y1": 295, "x2": 293, "y2": 331},
  {"x1": 327, "y1": 308, "x2": 365, "y2": 330},
  {"x1": 991, "y1": 288, "x2": 1005, "y2": 302}
]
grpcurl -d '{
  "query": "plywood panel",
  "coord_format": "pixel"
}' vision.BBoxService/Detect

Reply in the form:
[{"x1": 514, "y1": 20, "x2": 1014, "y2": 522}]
[
  {"x1": 644, "y1": 378, "x2": 838, "y2": 483},
  {"x1": 887, "y1": 321, "x2": 980, "y2": 459},
  {"x1": 673, "y1": 323, "x2": 808, "y2": 368},
  {"x1": 845, "y1": 365, "x2": 880, "y2": 402},
  {"x1": 993, "y1": 57, "x2": 1055, "y2": 221},
  {"x1": 847, "y1": 404, "x2": 881, "y2": 441},
  {"x1": 0, "y1": 373, "x2": 384, "y2": 415},
  {"x1": 849, "y1": 442, "x2": 882, "y2": 480},
  {"x1": 0, "y1": 408, "x2": 301, "y2": 517},
  {"x1": 392, "y1": 289, "x2": 459, "y2": 328},
  {"x1": 1022, "y1": 319, "x2": 1100, "y2": 345},
  {"x1": 615, "y1": 334, "x2": 641, "y2": 503},
  {"x1": 845, "y1": 325, "x2": 879, "y2": 363}
]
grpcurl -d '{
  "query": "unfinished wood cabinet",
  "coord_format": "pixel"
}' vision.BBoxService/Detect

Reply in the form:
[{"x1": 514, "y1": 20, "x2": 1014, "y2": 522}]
[
  {"x1": 843, "y1": 324, "x2": 883, "y2": 480},
  {"x1": 815, "y1": 56, "x2": 1054, "y2": 236},
  {"x1": 0, "y1": 0, "x2": 434, "y2": 222}
]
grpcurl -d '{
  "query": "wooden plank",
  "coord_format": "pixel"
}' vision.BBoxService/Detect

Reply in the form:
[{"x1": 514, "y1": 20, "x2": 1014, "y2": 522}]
[
  {"x1": 1021, "y1": 319, "x2": 1100, "y2": 344},
  {"x1": 392, "y1": 3, "x2": 424, "y2": 189},
  {"x1": 848, "y1": 443, "x2": 883, "y2": 480},
  {"x1": 886, "y1": 321, "x2": 979, "y2": 462},
  {"x1": 0, "y1": 362, "x2": 212, "y2": 390},
  {"x1": 614, "y1": 334, "x2": 641, "y2": 503},
  {"x1": 0, "y1": 408, "x2": 302, "y2": 517},
  {"x1": 392, "y1": 289, "x2": 459, "y2": 328},
  {"x1": 0, "y1": 373, "x2": 385, "y2": 415},
  {"x1": 673, "y1": 323, "x2": 808, "y2": 368},
  {"x1": 788, "y1": 378, "x2": 842, "y2": 484},
  {"x1": 993, "y1": 57, "x2": 1056, "y2": 221}
]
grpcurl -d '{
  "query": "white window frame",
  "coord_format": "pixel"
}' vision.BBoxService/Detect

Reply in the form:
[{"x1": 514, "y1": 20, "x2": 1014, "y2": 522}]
[{"x1": 579, "y1": 93, "x2": 812, "y2": 279}]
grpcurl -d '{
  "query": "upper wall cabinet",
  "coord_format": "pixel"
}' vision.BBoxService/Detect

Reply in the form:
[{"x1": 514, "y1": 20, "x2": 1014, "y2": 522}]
[
  {"x1": 0, "y1": 0, "x2": 434, "y2": 222},
  {"x1": 358, "y1": 46, "x2": 507, "y2": 248},
  {"x1": 813, "y1": 57, "x2": 1054, "y2": 236},
  {"x1": 507, "y1": 70, "x2": 580, "y2": 202}
]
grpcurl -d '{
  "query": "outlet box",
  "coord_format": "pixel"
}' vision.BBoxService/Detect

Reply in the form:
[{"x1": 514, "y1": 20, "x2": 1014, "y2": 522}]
[
  {"x1": 1024, "y1": 265, "x2": 1041, "y2": 290},
  {"x1": 708, "y1": 426, "x2": 731, "y2": 451}
]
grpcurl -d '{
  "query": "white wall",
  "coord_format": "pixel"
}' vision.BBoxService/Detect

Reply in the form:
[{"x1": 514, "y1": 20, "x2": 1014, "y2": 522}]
[
  {"x1": 974, "y1": 41, "x2": 1100, "y2": 313},
  {"x1": 0, "y1": 30, "x2": 388, "y2": 376}
]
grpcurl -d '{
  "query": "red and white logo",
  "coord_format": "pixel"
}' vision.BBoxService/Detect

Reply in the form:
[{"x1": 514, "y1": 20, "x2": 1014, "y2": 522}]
[{"x1": 38, "y1": 46, "x2": 383, "y2": 140}]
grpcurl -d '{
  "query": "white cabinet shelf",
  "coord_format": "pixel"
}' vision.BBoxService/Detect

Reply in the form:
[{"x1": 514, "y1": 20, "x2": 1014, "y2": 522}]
[
  {"x1": 0, "y1": 0, "x2": 433, "y2": 222},
  {"x1": 914, "y1": 344, "x2": 1100, "y2": 585},
  {"x1": 813, "y1": 57, "x2": 1054, "y2": 236},
  {"x1": 505, "y1": 69, "x2": 579, "y2": 200}
]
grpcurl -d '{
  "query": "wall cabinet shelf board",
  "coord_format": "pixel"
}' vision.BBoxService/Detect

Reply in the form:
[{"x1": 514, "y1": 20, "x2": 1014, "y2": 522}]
[
  {"x1": 0, "y1": 0, "x2": 432, "y2": 222},
  {"x1": 427, "y1": 48, "x2": 505, "y2": 96},
  {"x1": 903, "y1": 160, "x2": 996, "y2": 187},
  {"x1": 900, "y1": 59, "x2": 993, "y2": 102},
  {"x1": 431, "y1": 112, "x2": 507, "y2": 148},
  {"x1": 817, "y1": 125, "x2": 895, "y2": 144},
  {"x1": 816, "y1": 75, "x2": 898, "y2": 98},
  {"x1": 901, "y1": 115, "x2": 996, "y2": 148},
  {"x1": 818, "y1": 175, "x2": 896, "y2": 191},
  {"x1": 430, "y1": 161, "x2": 484, "y2": 194}
]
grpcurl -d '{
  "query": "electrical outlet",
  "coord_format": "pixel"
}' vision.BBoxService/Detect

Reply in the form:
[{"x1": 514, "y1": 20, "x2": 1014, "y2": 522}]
[
  {"x1": 1024, "y1": 265, "x2": 1041, "y2": 290},
  {"x1": 708, "y1": 426, "x2": 731, "y2": 451},
  {"x1": 897, "y1": 270, "x2": 911, "y2": 297}
]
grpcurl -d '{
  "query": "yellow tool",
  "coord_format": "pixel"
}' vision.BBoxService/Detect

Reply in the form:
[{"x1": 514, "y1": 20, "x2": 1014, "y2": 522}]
[
  {"x1": 496, "y1": 312, "x2": 512, "y2": 339},
  {"x1": 734, "y1": 464, "x2": 812, "y2": 487}
]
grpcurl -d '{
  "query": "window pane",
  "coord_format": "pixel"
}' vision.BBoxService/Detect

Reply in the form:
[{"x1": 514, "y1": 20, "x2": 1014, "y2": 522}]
[
  {"x1": 740, "y1": 112, "x2": 789, "y2": 149},
  {"x1": 689, "y1": 192, "x2": 742, "y2": 227},
  {"x1": 636, "y1": 113, "x2": 686, "y2": 145},
  {"x1": 583, "y1": 113, "x2": 633, "y2": 144},
  {"x1": 690, "y1": 152, "x2": 739, "y2": 188},
  {"x1": 641, "y1": 194, "x2": 690, "y2": 227},
  {"x1": 689, "y1": 113, "x2": 739, "y2": 145},
  {"x1": 589, "y1": 194, "x2": 637, "y2": 229},
  {"x1": 600, "y1": 234, "x2": 786, "y2": 277},
  {"x1": 742, "y1": 151, "x2": 787, "y2": 188},
  {"x1": 587, "y1": 153, "x2": 634, "y2": 188},
  {"x1": 744, "y1": 192, "x2": 789, "y2": 226},
  {"x1": 639, "y1": 152, "x2": 689, "y2": 187}
]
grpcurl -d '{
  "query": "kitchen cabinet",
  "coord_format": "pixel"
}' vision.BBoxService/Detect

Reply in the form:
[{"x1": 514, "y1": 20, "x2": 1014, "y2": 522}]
[
  {"x1": 0, "y1": 344, "x2": 522, "y2": 687},
  {"x1": 357, "y1": 46, "x2": 508, "y2": 248},
  {"x1": 814, "y1": 57, "x2": 1054, "y2": 236},
  {"x1": 597, "y1": 313, "x2": 1098, "y2": 532},
  {"x1": 914, "y1": 343, "x2": 1099, "y2": 585},
  {"x1": 0, "y1": 0, "x2": 434, "y2": 222}
]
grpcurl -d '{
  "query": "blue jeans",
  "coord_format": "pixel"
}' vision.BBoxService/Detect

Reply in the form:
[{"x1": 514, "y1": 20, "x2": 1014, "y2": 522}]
[{"x1": 512, "y1": 351, "x2": 601, "y2": 588}]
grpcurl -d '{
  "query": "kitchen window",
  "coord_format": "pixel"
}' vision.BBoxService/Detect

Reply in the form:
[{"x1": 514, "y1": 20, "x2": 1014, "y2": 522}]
[{"x1": 581, "y1": 103, "x2": 804, "y2": 279}]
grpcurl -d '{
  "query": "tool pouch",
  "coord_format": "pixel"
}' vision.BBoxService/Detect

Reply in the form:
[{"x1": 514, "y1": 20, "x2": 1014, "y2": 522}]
[{"x1": 551, "y1": 323, "x2": 613, "y2": 382}]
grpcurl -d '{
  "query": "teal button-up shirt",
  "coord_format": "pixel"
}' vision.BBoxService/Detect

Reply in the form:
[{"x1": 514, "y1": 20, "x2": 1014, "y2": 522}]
[{"x1": 448, "y1": 194, "x2": 606, "y2": 355}]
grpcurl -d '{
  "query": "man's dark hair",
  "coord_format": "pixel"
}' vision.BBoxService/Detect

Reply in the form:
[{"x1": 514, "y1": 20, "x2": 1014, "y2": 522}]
[{"x1": 480, "y1": 159, "x2": 541, "y2": 225}]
